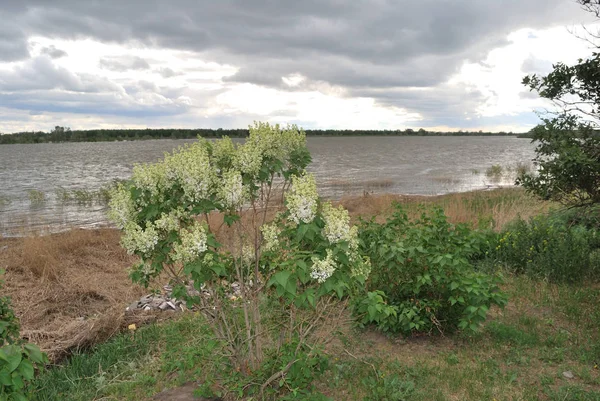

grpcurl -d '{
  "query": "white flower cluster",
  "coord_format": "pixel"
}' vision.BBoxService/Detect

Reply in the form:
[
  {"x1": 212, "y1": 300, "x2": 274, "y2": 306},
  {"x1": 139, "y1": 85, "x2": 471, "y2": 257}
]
[
  {"x1": 350, "y1": 255, "x2": 372, "y2": 280},
  {"x1": 154, "y1": 209, "x2": 183, "y2": 232},
  {"x1": 310, "y1": 249, "x2": 336, "y2": 283},
  {"x1": 121, "y1": 222, "x2": 160, "y2": 256},
  {"x1": 242, "y1": 245, "x2": 255, "y2": 266},
  {"x1": 286, "y1": 173, "x2": 318, "y2": 224},
  {"x1": 246, "y1": 121, "x2": 306, "y2": 162},
  {"x1": 172, "y1": 221, "x2": 208, "y2": 263},
  {"x1": 234, "y1": 142, "x2": 263, "y2": 177},
  {"x1": 219, "y1": 169, "x2": 246, "y2": 208},
  {"x1": 107, "y1": 184, "x2": 136, "y2": 229},
  {"x1": 211, "y1": 136, "x2": 236, "y2": 168},
  {"x1": 165, "y1": 142, "x2": 215, "y2": 203},
  {"x1": 321, "y1": 202, "x2": 351, "y2": 243},
  {"x1": 131, "y1": 162, "x2": 167, "y2": 200},
  {"x1": 320, "y1": 202, "x2": 370, "y2": 280},
  {"x1": 260, "y1": 223, "x2": 280, "y2": 252}
]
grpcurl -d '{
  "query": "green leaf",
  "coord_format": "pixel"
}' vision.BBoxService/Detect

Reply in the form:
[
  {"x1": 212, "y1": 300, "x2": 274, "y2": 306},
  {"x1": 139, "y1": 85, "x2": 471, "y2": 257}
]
[
  {"x1": 0, "y1": 370, "x2": 12, "y2": 386},
  {"x1": 223, "y1": 214, "x2": 240, "y2": 227},
  {"x1": 12, "y1": 393, "x2": 29, "y2": 401},
  {"x1": 23, "y1": 344, "x2": 45, "y2": 364},
  {"x1": 4, "y1": 347, "x2": 21, "y2": 373},
  {"x1": 17, "y1": 359, "x2": 34, "y2": 380},
  {"x1": 271, "y1": 271, "x2": 291, "y2": 289}
]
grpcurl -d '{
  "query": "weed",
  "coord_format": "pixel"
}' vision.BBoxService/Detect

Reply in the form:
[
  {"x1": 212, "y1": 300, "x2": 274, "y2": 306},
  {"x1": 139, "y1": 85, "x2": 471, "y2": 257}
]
[
  {"x1": 485, "y1": 164, "x2": 503, "y2": 182},
  {"x1": 28, "y1": 189, "x2": 45, "y2": 206}
]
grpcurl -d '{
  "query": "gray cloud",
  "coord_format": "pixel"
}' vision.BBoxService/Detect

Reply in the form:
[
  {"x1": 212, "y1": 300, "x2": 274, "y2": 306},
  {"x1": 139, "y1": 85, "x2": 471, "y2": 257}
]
[
  {"x1": 0, "y1": 0, "x2": 591, "y2": 128},
  {"x1": 40, "y1": 45, "x2": 68, "y2": 58},
  {"x1": 0, "y1": 22, "x2": 29, "y2": 61},
  {"x1": 156, "y1": 67, "x2": 179, "y2": 78},
  {"x1": 99, "y1": 55, "x2": 151, "y2": 71},
  {"x1": 522, "y1": 54, "x2": 554, "y2": 75},
  {"x1": 0, "y1": 56, "x2": 122, "y2": 93}
]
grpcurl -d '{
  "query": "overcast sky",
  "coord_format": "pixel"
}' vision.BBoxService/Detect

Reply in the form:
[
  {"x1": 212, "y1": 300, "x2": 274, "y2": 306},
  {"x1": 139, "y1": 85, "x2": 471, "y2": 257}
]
[{"x1": 0, "y1": 0, "x2": 597, "y2": 133}]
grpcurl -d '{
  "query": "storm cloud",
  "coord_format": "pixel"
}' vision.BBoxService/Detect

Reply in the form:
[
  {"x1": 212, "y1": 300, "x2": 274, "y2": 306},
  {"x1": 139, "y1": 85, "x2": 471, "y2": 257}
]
[{"x1": 0, "y1": 0, "x2": 593, "y2": 131}]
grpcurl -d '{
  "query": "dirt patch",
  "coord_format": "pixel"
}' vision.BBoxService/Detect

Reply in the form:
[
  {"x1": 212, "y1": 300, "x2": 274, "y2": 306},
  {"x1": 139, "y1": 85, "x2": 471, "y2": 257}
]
[
  {"x1": 152, "y1": 382, "x2": 220, "y2": 401},
  {"x1": 0, "y1": 228, "x2": 150, "y2": 360}
]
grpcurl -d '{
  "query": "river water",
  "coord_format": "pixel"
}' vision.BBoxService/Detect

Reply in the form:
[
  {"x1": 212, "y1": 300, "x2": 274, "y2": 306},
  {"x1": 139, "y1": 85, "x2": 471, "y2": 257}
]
[{"x1": 0, "y1": 136, "x2": 535, "y2": 236}]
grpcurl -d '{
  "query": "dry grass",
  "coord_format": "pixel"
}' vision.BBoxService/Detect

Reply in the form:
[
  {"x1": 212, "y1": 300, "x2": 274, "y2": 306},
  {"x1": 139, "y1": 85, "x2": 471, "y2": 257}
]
[
  {"x1": 340, "y1": 187, "x2": 552, "y2": 230},
  {"x1": 0, "y1": 228, "x2": 148, "y2": 360}
]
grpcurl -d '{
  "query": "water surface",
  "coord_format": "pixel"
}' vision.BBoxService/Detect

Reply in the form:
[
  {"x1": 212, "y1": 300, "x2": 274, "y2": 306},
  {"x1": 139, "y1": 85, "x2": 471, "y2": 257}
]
[{"x1": 0, "y1": 136, "x2": 535, "y2": 235}]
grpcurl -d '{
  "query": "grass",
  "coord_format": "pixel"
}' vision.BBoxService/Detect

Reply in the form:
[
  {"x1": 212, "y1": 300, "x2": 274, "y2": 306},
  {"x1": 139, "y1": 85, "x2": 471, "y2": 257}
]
[
  {"x1": 32, "y1": 315, "x2": 216, "y2": 401},
  {"x1": 29, "y1": 276, "x2": 600, "y2": 400}
]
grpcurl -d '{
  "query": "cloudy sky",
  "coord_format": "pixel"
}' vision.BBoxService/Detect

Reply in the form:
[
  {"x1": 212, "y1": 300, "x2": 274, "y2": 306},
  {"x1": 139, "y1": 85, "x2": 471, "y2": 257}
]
[{"x1": 0, "y1": 0, "x2": 597, "y2": 133}]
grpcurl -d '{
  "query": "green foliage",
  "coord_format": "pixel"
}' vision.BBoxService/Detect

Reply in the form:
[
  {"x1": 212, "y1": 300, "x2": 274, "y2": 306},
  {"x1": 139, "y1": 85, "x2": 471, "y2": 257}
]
[
  {"x1": 261, "y1": 343, "x2": 330, "y2": 400},
  {"x1": 521, "y1": 28, "x2": 600, "y2": 207},
  {"x1": 0, "y1": 284, "x2": 19, "y2": 348},
  {"x1": 355, "y1": 205, "x2": 507, "y2": 334},
  {"x1": 516, "y1": 115, "x2": 600, "y2": 207},
  {"x1": 490, "y1": 214, "x2": 600, "y2": 282},
  {"x1": 0, "y1": 127, "x2": 517, "y2": 145},
  {"x1": 361, "y1": 371, "x2": 415, "y2": 401},
  {"x1": 0, "y1": 271, "x2": 48, "y2": 400}
]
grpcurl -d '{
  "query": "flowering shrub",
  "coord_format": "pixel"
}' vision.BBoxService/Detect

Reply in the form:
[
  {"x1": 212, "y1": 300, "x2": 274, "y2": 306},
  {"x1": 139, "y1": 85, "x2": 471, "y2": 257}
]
[
  {"x1": 108, "y1": 122, "x2": 367, "y2": 397},
  {"x1": 356, "y1": 206, "x2": 507, "y2": 334}
]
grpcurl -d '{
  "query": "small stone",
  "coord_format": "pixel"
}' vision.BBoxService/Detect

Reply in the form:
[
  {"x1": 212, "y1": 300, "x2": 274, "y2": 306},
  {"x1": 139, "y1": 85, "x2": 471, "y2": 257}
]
[
  {"x1": 158, "y1": 302, "x2": 169, "y2": 311},
  {"x1": 150, "y1": 298, "x2": 165, "y2": 308},
  {"x1": 166, "y1": 301, "x2": 177, "y2": 310},
  {"x1": 126, "y1": 301, "x2": 139, "y2": 312},
  {"x1": 77, "y1": 316, "x2": 85, "y2": 321},
  {"x1": 143, "y1": 306, "x2": 152, "y2": 311},
  {"x1": 562, "y1": 371, "x2": 574, "y2": 379}
]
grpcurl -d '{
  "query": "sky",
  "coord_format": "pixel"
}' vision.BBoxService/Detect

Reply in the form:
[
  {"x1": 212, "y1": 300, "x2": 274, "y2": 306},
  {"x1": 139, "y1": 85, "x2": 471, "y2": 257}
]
[{"x1": 0, "y1": 0, "x2": 597, "y2": 133}]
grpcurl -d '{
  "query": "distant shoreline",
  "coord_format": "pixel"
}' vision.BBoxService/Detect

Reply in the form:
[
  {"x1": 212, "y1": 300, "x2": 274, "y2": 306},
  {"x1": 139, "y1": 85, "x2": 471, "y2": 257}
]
[{"x1": 0, "y1": 127, "x2": 525, "y2": 145}]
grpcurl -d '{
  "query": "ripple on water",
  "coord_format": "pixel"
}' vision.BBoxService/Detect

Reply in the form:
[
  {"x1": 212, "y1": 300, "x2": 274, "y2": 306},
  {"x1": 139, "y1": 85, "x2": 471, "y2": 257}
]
[{"x1": 0, "y1": 137, "x2": 536, "y2": 236}]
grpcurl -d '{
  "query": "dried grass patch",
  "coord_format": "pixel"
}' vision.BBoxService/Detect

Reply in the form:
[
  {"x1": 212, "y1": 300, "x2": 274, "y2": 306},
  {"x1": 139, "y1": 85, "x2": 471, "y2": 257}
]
[{"x1": 0, "y1": 228, "x2": 148, "y2": 360}]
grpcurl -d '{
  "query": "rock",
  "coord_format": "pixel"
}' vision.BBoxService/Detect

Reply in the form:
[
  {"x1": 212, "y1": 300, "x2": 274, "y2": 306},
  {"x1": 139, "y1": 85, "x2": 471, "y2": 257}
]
[
  {"x1": 158, "y1": 302, "x2": 169, "y2": 311},
  {"x1": 562, "y1": 371, "x2": 575, "y2": 379},
  {"x1": 167, "y1": 301, "x2": 177, "y2": 310},
  {"x1": 144, "y1": 306, "x2": 152, "y2": 311},
  {"x1": 150, "y1": 297, "x2": 165, "y2": 308},
  {"x1": 126, "y1": 301, "x2": 139, "y2": 312}
]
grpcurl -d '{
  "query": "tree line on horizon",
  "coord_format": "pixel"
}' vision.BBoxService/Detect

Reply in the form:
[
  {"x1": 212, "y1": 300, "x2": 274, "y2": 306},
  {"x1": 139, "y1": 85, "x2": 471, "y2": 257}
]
[{"x1": 0, "y1": 126, "x2": 520, "y2": 144}]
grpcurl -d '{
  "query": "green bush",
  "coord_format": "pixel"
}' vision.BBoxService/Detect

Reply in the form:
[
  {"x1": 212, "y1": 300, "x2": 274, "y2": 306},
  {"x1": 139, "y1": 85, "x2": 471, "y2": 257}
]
[
  {"x1": 0, "y1": 270, "x2": 48, "y2": 400},
  {"x1": 491, "y1": 214, "x2": 600, "y2": 282},
  {"x1": 355, "y1": 205, "x2": 507, "y2": 334}
]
